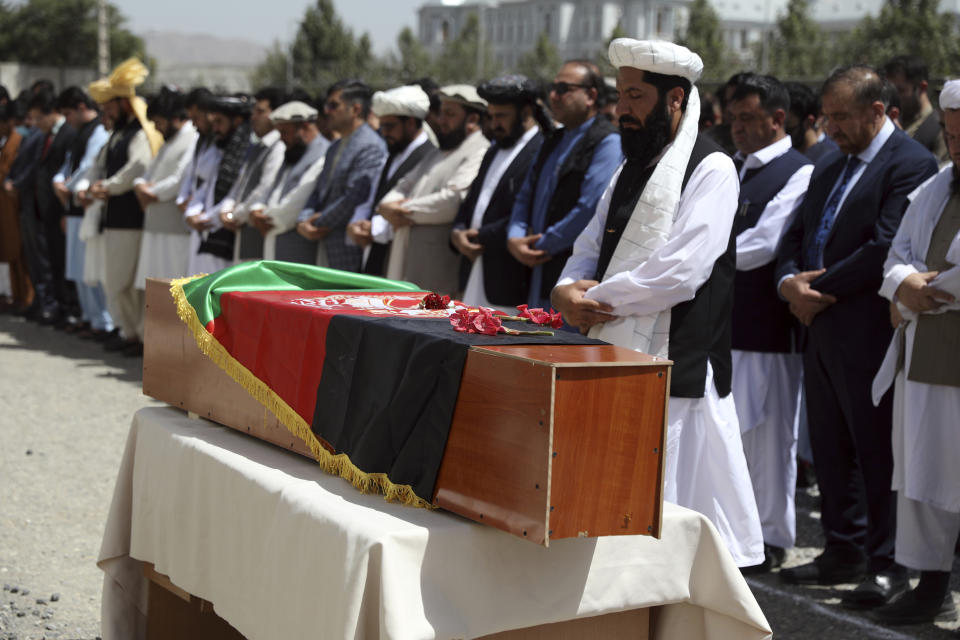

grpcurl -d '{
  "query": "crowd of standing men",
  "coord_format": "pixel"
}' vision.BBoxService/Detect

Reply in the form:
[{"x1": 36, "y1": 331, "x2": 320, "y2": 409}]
[{"x1": 0, "y1": 41, "x2": 957, "y2": 630}]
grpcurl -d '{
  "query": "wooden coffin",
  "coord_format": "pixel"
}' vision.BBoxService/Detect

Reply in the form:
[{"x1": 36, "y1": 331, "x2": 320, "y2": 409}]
[{"x1": 142, "y1": 278, "x2": 671, "y2": 544}]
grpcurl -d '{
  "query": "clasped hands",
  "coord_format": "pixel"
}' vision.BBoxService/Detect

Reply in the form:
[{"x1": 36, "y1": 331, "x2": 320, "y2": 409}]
[
  {"x1": 450, "y1": 227, "x2": 483, "y2": 261},
  {"x1": 551, "y1": 279, "x2": 615, "y2": 334},
  {"x1": 780, "y1": 269, "x2": 837, "y2": 327},
  {"x1": 889, "y1": 270, "x2": 955, "y2": 327}
]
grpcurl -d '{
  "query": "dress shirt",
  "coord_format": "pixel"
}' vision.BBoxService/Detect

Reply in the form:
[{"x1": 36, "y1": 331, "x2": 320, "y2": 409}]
[
  {"x1": 778, "y1": 117, "x2": 895, "y2": 289},
  {"x1": 559, "y1": 150, "x2": 739, "y2": 318},
  {"x1": 733, "y1": 135, "x2": 813, "y2": 271},
  {"x1": 54, "y1": 123, "x2": 110, "y2": 192}
]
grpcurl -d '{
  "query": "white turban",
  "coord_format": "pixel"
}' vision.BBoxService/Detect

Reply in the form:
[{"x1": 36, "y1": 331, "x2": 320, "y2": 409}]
[
  {"x1": 940, "y1": 79, "x2": 960, "y2": 110},
  {"x1": 372, "y1": 85, "x2": 431, "y2": 119},
  {"x1": 608, "y1": 38, "x2": 703, "y2": 83}
]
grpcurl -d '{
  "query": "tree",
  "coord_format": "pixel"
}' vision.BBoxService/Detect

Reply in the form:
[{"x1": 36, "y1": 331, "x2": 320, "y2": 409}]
[
  {"x1": 249, "y1": 42, "x2": 291, "y2": 91},
  {"x1": 0, "y1": 0, "x2": 144, "y2": 69},
  {"x1": 842, "y1": 0, "x2": 960, "y2": 77},
  {"x1": 517, "y1": 31, "x2": 560, "y2": 84},
  {"x1": 386, "y1": 27, "x2": 435, "y2": 82},
  {"x1": 676, "y1": 0, "x2": 729, "y2": 80},
  {"x1": 767, "y1": 0, "x2": 832, "y2": 79},
  {"x1": 595, "y1": 23, "x2": 628, "y2": 76},
  {"x1": 431, "y1": 13, "x2": 498, "y2": 84}
]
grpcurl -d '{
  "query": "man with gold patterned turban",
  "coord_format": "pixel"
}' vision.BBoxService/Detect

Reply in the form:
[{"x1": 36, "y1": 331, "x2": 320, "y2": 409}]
[{"x1": 86, "y1": 58, "x2": 162, "y2": 357}]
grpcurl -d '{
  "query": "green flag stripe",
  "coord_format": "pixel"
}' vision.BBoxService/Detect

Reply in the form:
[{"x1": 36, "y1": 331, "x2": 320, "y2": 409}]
[{"x1": 182, "y1": 260, "x2": 425, "y2": 326}]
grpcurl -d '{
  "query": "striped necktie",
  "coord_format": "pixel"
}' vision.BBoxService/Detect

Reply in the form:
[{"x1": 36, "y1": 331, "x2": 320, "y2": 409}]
[{"x1": 806, "y1": 155, "x2": 861, "y2": 269}]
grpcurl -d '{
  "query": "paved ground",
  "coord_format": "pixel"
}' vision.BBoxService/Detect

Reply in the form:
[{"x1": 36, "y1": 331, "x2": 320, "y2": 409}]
[{"x1": 0, "y1": 311, "x2": 957, "y2": 639}]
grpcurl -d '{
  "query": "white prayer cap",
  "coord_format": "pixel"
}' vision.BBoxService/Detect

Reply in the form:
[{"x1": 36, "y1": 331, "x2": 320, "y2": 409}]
[
  {"x1": 270, "y1": 100, "x2": 318, "y2": 123},
  {"x1": 438, "y1": 84, "x2": 488, "y2": 111},
  {"x1": 940, "y1": 79, "x2": 960, "y2": 110},
  {"x1": 371, "y1": 85, "x2": 431, "y2": 119},
  {"x1": 608, "y1": 38, "x2": 703, "y2": 84}
]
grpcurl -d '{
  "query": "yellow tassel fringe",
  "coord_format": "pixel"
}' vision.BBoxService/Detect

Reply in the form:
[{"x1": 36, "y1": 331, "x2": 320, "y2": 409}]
[{"x1": 169, "y1": 276, "x2": 434, "y2": 509}]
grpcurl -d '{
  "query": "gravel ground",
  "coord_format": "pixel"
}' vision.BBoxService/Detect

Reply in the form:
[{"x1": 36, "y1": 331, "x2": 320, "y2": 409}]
[{"x1": 0, "y1": 311, "x2": 958, "y2": 639}]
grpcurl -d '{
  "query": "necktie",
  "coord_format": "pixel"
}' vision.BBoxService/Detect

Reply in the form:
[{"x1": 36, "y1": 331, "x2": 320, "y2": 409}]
[
  {"x1": 40, "y1": 133, "x2": 52, "y2": 161},
  {"x1": 806, "y1": 155, "x2": 862, "y2": 269}
]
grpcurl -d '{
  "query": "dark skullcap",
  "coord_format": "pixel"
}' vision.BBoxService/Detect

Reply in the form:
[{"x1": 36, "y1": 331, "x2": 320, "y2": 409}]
[
  {"x1": 207, "y1": 94, "x2": 253, "y2": 117},
  {"x1": 477, "y1": 74, "x2": 539, "y2": 105}
]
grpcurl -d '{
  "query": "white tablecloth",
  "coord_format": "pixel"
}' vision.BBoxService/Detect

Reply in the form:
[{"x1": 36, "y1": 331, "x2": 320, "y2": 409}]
[{"x1": 98, "y1": 406, "x2": 772, "y2": 640}]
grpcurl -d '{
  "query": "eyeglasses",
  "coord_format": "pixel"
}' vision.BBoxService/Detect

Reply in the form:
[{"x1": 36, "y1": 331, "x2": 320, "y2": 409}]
[{"x1": 548, "y1": 82, "x2": 590, "y2": 96}]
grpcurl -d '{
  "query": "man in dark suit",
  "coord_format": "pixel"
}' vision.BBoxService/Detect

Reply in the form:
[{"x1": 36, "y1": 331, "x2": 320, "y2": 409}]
[
  {"x1": 450, "y1": 75, "x2": 544, "y2": 309},
  {"x1": 775, "y1": 65, "x2": 938, "y2": 607},
  {"x1": 27, "y1": 88, "x2": 76, "y2": 324}
]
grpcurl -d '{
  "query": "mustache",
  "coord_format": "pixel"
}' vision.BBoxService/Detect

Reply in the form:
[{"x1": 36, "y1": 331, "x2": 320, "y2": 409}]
[{"x1": 618, "y1": 115, "x2": 643, "y2": 128}]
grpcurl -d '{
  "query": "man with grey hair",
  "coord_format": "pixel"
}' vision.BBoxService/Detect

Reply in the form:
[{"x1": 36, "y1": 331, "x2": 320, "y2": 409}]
[
  {"x1": 870, "y1": 79, "x2": 960, "y2": 625},
  {"x1": 776, "y1": 65, "x2": 938, "y2": 606}
]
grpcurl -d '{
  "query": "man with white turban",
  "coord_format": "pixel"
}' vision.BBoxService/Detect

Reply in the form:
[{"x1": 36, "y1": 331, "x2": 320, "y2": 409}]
[
  {"x1": 551, "y1": 38, "x2": 764, "y2": 567},
  {"x1": 346, "y1": 84, "x2": 439, "y2": 276},
  {"x1": 86, "y1": 58, "x2": 162, "y2": 357},
  {"x1": 870, "y1": 79, "x2": 960, "y2": 625}
]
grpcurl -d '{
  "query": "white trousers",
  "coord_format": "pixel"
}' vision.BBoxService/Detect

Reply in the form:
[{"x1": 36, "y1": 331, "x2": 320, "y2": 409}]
[
  {"x1": 664, "y1": 362, "x2": 765, "y2": 567},
  {"x1": 102, "y1": 229, "x2": 144, "y2": 341},
  {"x1": 732, "y1": 350, "x2": 802, "y2": 549},
  {"x1": 895, "y1": 492, "x2": 960, "y2": 571}
]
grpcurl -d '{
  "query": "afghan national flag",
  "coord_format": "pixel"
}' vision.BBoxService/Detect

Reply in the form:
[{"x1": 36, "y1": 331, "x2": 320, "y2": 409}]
[{"x1": 173, "y1": 260, "x2": 599, "y2": 508}]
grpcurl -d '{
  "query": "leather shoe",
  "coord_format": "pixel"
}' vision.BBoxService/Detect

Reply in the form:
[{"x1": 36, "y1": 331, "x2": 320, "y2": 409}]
[
  {"x1": 780, "y1": 550, "x2": 866, "y2": 585},
  {"x1": 741, "y1": 544, "x2": 787, "y2": 576},
  {"x1": 841, "y1": 567, "x2": 908, "y2": 610},
  {"x1": 122, "y1": 340, "x2": 143, "y2": 357},
  {"x1": 875, "y1": 589, "x2": 957, "y2": 624}
]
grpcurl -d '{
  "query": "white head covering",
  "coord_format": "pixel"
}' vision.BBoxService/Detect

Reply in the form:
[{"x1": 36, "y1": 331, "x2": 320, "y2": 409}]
[
  {"x1": 608, "y1": 38, "x2": 703, "y2": 83},
  {"x1": 940, "y1": 79, "x2": 960, "y2": 110},
  {"x1": 438, "y1": 84, "x2": 487, "y2": 111},
  {"x1": 270, "y1": 101, "x2": 318, "y2": 123},
  {"x1": 372, "y1": 85, "x2": 431, "y2": 119}
]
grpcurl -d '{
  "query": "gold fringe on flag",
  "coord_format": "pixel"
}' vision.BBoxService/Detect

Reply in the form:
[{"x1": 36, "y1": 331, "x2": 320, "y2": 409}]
[{"x1": 169, "y1": 276, "x2": 434, "y2": 510}]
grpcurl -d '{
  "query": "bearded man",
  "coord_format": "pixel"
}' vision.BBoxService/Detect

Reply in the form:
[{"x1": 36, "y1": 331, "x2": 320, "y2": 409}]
[{"x1": 551, "y1": 39, "x2": 764, "y2": 567}]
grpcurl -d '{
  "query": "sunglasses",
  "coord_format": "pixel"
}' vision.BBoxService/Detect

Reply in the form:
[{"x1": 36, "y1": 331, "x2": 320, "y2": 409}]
[{"x1": 549, "y1": 82, "x2": 590, "y2": 95}]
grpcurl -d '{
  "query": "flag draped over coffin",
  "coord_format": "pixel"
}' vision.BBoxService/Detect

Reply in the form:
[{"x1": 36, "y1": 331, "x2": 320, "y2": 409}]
[{"x1": 172, "y1": 260, "x2": 599, "y2": 508}]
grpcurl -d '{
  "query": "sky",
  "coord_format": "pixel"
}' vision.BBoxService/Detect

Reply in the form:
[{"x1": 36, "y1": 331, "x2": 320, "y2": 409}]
[{"x1": 120, "y1": 0, "x2": 426, "y2": 54}]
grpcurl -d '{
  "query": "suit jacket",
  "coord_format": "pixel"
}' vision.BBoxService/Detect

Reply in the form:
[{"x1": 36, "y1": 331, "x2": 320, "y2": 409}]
[
  {"x1": 452, "y1": 131, "x2": 542, "y2": 304},
  {"x1": 302, "y1": 123, "x2": 387, "y2": 271},
  {"x1": 35, "y1": 121, "x2": 76, "y2": 223},
  {"x1": 775, "y1": 127, "x2": 938, "y2": 361}
]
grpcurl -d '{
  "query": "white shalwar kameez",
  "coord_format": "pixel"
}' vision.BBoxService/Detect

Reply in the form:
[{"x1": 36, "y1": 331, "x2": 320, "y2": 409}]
[
  {"x1": 874, "y1": 164, "x2": 960, "y2": 571},
  {"x1": 731, "y1": 135, "x2": 812, "y2": 549},
  {"x1": 182, "y1": 143, "x2": 225, "y2": 276},
  {"x1": 559, "y1": 150, "x2": 765, "y2": 567}
]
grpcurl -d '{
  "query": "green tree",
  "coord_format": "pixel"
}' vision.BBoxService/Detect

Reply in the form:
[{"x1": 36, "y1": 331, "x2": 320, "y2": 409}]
[
  {"x1": 595, "y1": 23, "x2": 628, "y2": 76},
  {"x1": 249, "y1": 42, "x2": 292, "y2": 91},
  {"x1": 517, "y1": 31, "x2": 560, "y2": 84},
  {"x1": 0, "y1": 0, "x2": 144, "y2": 69},
  {"x1": 676, "y1": 0, "x2": 729, "y2": 80},
  {"x1": 768, "y1": 0, "x2": 832, "y2": 79},
  {"x1": 842, "y1": 0, "x2": 960, "y2": 76},
  {"x1": 431, "y1": 13, "x2": 498, "y2": 84},
  {"x1": 386, "y1": 27, "x2": 435, "y2": 82}
]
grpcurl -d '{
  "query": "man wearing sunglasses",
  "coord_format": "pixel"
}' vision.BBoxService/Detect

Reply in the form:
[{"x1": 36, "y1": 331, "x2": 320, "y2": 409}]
[{"x1": 506, "y1": 60, "x2": 621, "y2": 313}]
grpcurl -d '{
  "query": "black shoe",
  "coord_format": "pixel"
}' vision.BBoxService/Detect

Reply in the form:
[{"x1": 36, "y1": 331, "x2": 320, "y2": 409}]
[
  {"x1": 38, "y1": 306, "x2": 62, "y2": 326},
  {"x1": 103, "y1": 334, "x2": 129, "y2": 351},
  {"x1": 841, "y1": 567, "x2": 909, "y2": 610},
  {"x1": 122, "y1": 340, "x2": 143, "y2": 357},
  {"x1": 92, "y1": 327, "x2": 119, "y2": 343},
  {"x1": 875, "y1": 589, "x2": 957, "y2": 624},
  {"x1": 741, "y1": 544, "x2": 787, "y2": 576},
  {"x1": 780, "y1": 550, "x2": 866, "y2": 585}
]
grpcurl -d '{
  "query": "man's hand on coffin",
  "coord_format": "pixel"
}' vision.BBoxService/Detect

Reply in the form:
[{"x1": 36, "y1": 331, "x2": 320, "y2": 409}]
[
  {"x1": 378, "y1": 200, "x2": 414, "y2": 228},
  {"x1": 507, "y1": 234, "x2": 550, "y2": 267},
  {"x1": 895, "y1": 270, "x2": 954, "y2": 313},
  {"x1": 451, "y1": 227, "x2": 483, "y2": 261},
  {"x1": 551, "y1": 280, "x2": 615, "y2": 333},
  {"x1": 89, "y1": 181, "x2": 108, "y2": 201},
  {"x1": 347, "y1": 220, "x2": 372, "y2": 247},
  {"x1": 249, "y1": 207, "x2": 274, "y2": 235},
  {"x1": 186, "y1": 214, "x2": 214, "y2": 231},
  {"x1": 780, "y1": 269, "x2": 837, "y2": 326},
  {"x1": 297, "y1": 215, "x2": 330, "y2": 240},
  {"x1": 219, "y1": 208, "x2": 241, "y2": 232},
  {"x1": 134, "y1": 182, "x2": 158, "y2": 210}
]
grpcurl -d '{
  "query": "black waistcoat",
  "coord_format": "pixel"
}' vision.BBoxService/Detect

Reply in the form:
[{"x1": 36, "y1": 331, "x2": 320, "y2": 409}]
[
  {"x1": 732, "y1": 148, "x2": 810, "y2": 353},
  {"x1": 104, "y1": 119, "x2": 144, "y2": 229},
  {"x1": 66, "y1": 117, "x2": 102, "y2": 217},
  {"x1": 527, "y1": 115, "x2": 618, "y2": 300},
  {"x1": 595, "y1": 133, "x2": 734, "y2": 399}
]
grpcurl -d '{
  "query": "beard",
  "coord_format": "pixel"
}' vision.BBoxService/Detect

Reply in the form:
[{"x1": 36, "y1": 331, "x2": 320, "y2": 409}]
[
  {"x1": 387, "y1": 135, "x2": 413, "y2": 155},
  {"x1": 493, "y1": 116, "x2": 525, "y2": 149},
  {"x1": 437, "y1": 121, "x2": 467, "y2": 151},
  {"x1": 618, "y1": 97, "x2": 672, "y2": 168},
  {"x1": 214, "y1": 127, "x2": 235, "y2": 149},
  {"x1": 284, "y1": 140, "x2": 307, "y2": 164}
]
